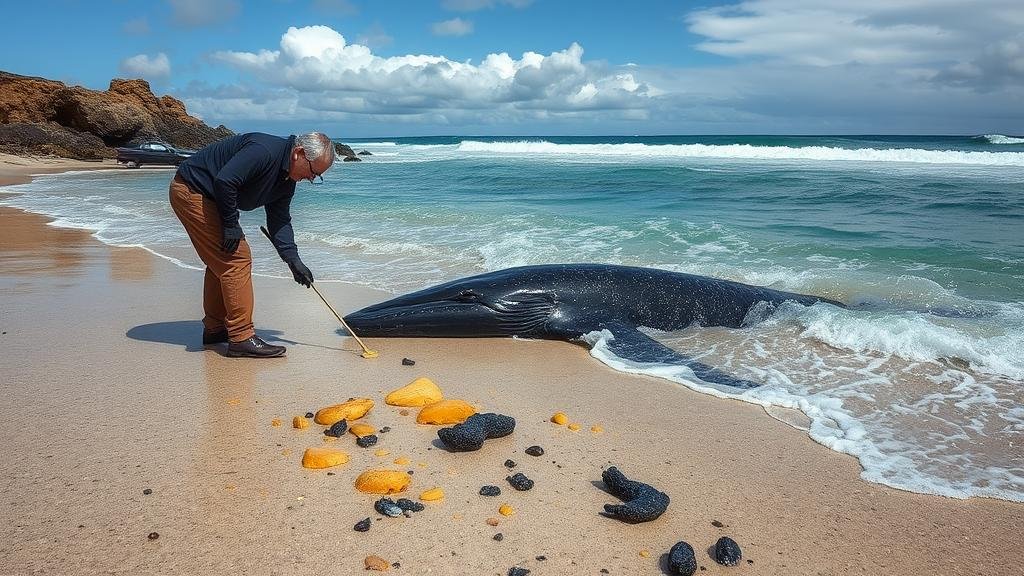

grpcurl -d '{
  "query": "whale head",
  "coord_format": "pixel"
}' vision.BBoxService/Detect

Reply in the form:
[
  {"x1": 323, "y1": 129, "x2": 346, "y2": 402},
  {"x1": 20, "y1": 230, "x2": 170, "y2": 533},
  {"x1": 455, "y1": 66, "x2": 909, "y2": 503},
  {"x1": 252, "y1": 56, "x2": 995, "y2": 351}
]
[{"x1": 344, "y1": 274, "x2": 559, "y2": 338}]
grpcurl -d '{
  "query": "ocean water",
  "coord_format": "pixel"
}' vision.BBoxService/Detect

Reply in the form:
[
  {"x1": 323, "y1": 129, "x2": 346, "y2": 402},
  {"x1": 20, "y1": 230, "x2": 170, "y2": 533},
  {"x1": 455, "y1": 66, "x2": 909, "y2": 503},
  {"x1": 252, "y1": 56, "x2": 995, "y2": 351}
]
[{"x1": 2, "y1": 134, "x2": 1022, "y2": 501}]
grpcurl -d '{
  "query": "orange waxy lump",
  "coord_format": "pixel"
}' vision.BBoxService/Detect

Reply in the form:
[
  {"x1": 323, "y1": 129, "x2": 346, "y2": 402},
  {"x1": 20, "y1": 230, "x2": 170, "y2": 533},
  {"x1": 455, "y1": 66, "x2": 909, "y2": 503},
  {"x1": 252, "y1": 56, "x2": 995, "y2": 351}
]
[
  {"x1": 292, "y1": 416, "x2": 309, "y2": 429},
  {"x1": 419, "y1": 487, "x2": 444, "y2": 501},
  {"x1": 416, "y1": 399, "x2": 476, "y2": 425},
  {"x1": 568, "y1": 423, "x2": 581, "y2": 431},
  {"x1": 313, "y1": 398, "x2": 374, "y2": 425},
  {"x1": 386, "y1": 377, "x2": 444, "y2": 407},
  {"x1": 355, "y1": 470, "x2": 412, "y2": 494},
  {"x1": 348, "y1": 423, "x2": 376, "y2": 437},
  {"x1": 301, "y1": 447, "x2": 350, "y2": 469},
  {"x1": 499, "y1": 504, "x2": 515, "y2": 516},
  {"x1": 551, "y1": 412, "x2": 568, "y2": 425}
]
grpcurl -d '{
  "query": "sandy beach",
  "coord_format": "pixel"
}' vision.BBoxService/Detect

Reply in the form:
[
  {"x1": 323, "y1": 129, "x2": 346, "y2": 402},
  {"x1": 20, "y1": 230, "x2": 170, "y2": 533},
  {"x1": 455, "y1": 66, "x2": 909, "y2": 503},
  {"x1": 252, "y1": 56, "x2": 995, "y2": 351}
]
[{"x1": 1, "y1": 160, "x2": 1022, "y2": 576}]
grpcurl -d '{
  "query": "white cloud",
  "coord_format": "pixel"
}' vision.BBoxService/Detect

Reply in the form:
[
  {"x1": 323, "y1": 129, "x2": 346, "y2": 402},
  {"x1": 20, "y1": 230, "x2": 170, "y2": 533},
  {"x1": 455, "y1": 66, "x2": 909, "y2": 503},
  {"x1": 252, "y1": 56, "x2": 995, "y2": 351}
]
[
  {"x1": 432, "y1": 18, "x2": 474, "y2": 37},
  {"x1": 168, "y1": 0, "x2": 240, "y2": 27},
  {"x1": 119, "y1": 53, "x2": 171, "y2": 80},
  {"x1": 207, "y1": 26, "x2": 653, "y2": 119}
]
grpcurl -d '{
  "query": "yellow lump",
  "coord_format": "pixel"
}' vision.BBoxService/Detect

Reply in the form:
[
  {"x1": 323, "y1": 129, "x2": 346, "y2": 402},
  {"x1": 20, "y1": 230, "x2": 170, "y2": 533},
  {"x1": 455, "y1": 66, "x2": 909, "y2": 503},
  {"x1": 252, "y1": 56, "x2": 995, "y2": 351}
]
[
  {"x1": 551, "y1": 412, "x2": 568, "y2": 425},
  {"x1": 355, "y1": 470, "x2": 412, "y2": 494},
  {"x1": 364, "y1": 555, "x2": 390, "y2": 571},
  {"x1": 271, "y1": 418, "x2": 282, "y2": 427},
  {"x1": 419, "y1": 487, "x2": 444, "y2": 501},
  {"x1": 591, "y1": 425, "x2": 604, "y2": 433},
  {"x1": 416, "y1": 399, "x2": 477, "y2": 425},
  {"x1": 568, "y1": 423, "x2": 581, "y2": 431},
  {"x1": 498, "y1": 504, "x2": 515, "y2": 516},
  {"x1": 301, "y1": 447, "x2": 350, "y2": 469},
  {"x1": 393, "y1": 456, "x2": 410, "y2": 465},
  {"x1": 386, "y1": 377, "x2": 444, "y2": 407},
  {"x1": 292, "y1": 416, "x2": 309, "y2": 429},
  {"x1": 348, "y1": 423, "x2": 376, "y2": 437},
  {"x1": 313, "y1": 398, "x2": 374, "y2": 425}
]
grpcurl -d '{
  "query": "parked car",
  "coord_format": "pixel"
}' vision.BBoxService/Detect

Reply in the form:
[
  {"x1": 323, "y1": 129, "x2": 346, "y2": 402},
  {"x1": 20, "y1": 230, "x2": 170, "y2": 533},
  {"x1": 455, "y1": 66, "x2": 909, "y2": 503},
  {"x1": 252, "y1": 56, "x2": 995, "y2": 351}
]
[{"x1": 116, "y1": 141, "x2": 196, "y2": 168}]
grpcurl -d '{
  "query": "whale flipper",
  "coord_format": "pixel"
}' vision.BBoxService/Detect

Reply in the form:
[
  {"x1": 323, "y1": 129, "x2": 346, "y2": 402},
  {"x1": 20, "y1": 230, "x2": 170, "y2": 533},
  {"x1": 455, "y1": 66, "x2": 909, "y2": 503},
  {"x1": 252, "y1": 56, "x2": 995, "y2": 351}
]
[{"x1": 599, "y1": 323, "x2": 761, "y2": 389}]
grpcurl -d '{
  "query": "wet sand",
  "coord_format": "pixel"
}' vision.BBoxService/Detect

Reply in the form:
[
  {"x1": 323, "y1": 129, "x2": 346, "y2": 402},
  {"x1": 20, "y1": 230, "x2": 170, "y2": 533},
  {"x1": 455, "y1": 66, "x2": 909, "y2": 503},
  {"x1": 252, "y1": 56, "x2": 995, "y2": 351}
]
[{"x1": 0, "y1": 160, "x2": 1021, "y2": 575}]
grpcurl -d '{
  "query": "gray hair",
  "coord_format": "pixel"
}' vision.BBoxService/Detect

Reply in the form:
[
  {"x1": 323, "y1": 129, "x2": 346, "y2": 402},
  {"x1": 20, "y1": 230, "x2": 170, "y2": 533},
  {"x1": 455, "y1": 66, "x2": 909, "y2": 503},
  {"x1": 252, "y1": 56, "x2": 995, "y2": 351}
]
[{"x1": 294, "y1": 132, "x2": 335, "y2": 163}]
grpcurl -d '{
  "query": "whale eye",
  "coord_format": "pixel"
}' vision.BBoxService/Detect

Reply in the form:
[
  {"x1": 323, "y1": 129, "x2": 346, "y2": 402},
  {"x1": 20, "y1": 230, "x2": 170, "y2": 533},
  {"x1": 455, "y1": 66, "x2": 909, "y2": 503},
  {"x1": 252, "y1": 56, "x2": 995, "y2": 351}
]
[{"x1": 454, "y1": 290, "x2": 479, "y2": 302}]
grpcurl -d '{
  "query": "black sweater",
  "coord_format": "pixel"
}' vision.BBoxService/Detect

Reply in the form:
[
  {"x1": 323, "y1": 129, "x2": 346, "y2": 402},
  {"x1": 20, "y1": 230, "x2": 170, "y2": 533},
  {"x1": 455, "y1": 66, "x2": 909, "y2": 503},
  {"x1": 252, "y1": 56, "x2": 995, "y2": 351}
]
[{"x1": 176, "y1": 133, "x2": 299, "y2": 261}]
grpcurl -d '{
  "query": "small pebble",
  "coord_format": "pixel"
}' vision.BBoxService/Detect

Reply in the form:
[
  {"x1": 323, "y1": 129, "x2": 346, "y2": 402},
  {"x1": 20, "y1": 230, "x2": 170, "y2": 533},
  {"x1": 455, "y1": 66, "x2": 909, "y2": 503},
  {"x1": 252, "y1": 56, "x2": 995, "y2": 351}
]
[
  {"x1": 374, "y1": 498, "x2": 403, "y2": 518},
  {"x1": 396, "y1": 498, "x2": 425, "y2": 512},
  {"x1": 380, "y1": 426, "x2": 391, "y2": 433},
  {"x1": 479, "y1": 485, "x2": 501, "y2": 496},
  {"x1": 147, "y1": 532, "x2": 159, "y2": 540},
  {"x1": 535, "y1": 555, "x2": 546, "y2": 561},
  {"x1": 713, "y1": 536, "x2": 742, "y2": 566},
  {"x1": 600, "y1": 570, "x2": 609, "y2": 574},
  {"x1": 364, "y1": 555, "x2": 390, "y2": 571},
  {"x1": 324, "y1": 419, "x2": 348, "y2": 437},
  {"x1": 142, "y1": 488, "x2": 152, "y2": 495},
  {"x1": 354, "y1": 518, "x2": 371, "y2": 532},
  {"x1": 326, "y1": 472, "x2": 335, "y2": 476},
  {"x1": 400, "y1": 409, "x2": 410, "y2": 416},
  {"x1": 508, "y1": 567, "x2": 530, "y2": 576},
  {"x1": 525, "y1": 445, "x2": 544, "y2": 457},
  {"x1": 506, "y1": 472, "x2": 534, "y2": 491},
  {"x1": 392, "y1": 563, "x2": 401, "y2": 569},
  {"x1": 402, "y1": 358, "x2": 416, "y2": 365},
  {"x1": 747, "y1": 559, "x2": 754, "y2": 564},
  {"x1": 668, "y1": 541, "x2": 697, "y2": 576},
  {"x1": 504, "y1": 459, "x2": 517, "y2": 468},
  {"x1": 711, "y1": 520, "x2": 724, "y2": 528},
  {"x1": 357, "y1": 434, "x2": 379, "y2": 448},
  {"x1": 639, "y1": 549, "x2": 650, "y2": 558},
  {"x1": 305, "y1": 412, "x2": 314, "y2": 419},
  {"x1": 486, "y1": 517, "x2": 499, "y2": 526},
  {"x1": 493, "y1": 533, "x2": 504, "y2": 541}
]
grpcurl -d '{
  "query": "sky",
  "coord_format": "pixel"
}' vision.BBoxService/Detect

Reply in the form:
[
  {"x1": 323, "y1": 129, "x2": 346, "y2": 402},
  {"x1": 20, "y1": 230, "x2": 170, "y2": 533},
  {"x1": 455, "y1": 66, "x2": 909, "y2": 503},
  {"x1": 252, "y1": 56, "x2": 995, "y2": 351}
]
[{"x1": 1, "y1": 0, "x2": 1022, "y2": 137}]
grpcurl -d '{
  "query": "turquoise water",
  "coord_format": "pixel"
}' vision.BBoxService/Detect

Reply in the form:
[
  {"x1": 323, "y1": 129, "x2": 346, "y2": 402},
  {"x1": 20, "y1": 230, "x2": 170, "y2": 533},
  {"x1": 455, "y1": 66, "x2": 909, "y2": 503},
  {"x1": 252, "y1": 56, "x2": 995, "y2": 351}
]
[{"x1": 2, "y1": 134, "x2": 1022, "y2": 501}]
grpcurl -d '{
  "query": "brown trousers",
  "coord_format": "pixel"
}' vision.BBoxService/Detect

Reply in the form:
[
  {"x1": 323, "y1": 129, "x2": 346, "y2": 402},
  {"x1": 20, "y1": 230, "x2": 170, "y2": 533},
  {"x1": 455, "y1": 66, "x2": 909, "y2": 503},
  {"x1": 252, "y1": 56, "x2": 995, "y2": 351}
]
[{"x1": 169, "y1": 175, "x2": 255, "y2": 343}]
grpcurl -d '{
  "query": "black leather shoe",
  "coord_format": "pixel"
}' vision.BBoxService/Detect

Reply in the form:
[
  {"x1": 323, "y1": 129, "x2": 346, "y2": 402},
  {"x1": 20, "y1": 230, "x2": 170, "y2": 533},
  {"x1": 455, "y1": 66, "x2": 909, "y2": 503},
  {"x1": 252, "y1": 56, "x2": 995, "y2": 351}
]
[
  {"x1": 226, "y1": 335, "x2": 286, "y2": 358},
  {"x1": 202, "y1": 329, "x2": 229, "y2": 345}
]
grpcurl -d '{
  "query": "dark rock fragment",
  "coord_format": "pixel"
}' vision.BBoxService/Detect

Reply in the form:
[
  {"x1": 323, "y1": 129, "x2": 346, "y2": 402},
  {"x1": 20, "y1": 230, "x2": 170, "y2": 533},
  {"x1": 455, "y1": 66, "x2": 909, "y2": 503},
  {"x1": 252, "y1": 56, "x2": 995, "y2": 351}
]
[
  {"x1": 395, "y1": 498, "x2": 425, "y2": 512},
  {"x1": 525, "y1": 445, "x2": 544, "y2": 457},
  {"x1": 356, "y1": 434, "x2": 379, "y2": 448},
  {"x1": 493, "y1": 533, "x2": 504, "y2": 541},
  {"x1": 438, "y1": 413, "x2": 516, "y2": 451},
  {"x1": 479, "y1": 485, "x2": 501, "y2": 496},
  {"x1": 142, "y1": 488, "x2": 152, "y2": 495},
  {"x1": 147, "y1": 532, "x2": 159, "y2": 540},
  {"x1": 508, "y1": 568, "x2": 530, "y2": 576},
  {"x1": 354, "y1": 518, "x2": 371, "y2": 532},
  {"x1": 305, "y1": 412, "x2": 314, "y2": 419},
  {"x1": 711, "y1": 520, "x2": 724, "y2": 528},
  {"x1": 380, "y1": 426, "x2": 391, "y2": 433},
  {"x1": 374, "y1": 498, "x2": 403, "y2": 518},
  {"x1": 599, "y1": 466, "x2": 670, "y2": 523},
  {"x1": 713, "y1": 536, "x2": 742, "y2": 566},
  {"x1": 668, "y1": 541, "x2": 697, "y2": 576},
  {"x1": 358, "y1": 150, "x2": 373, "y2": 155},
  {"x1": 324, "y1": 419, "x2": 347, "y2": 437},
  {"x1": 506, "y1": 472, "x2": 534, "y2": 491},
  {"x1": 535, "y1": 555, "x2": 546, "y2": 561},
  {"x1": 504, "y1": 459, "x2": 516, "y2": 468},
  {"x1": 401, "y1": 358, "x2": 415, "y2": 365}
]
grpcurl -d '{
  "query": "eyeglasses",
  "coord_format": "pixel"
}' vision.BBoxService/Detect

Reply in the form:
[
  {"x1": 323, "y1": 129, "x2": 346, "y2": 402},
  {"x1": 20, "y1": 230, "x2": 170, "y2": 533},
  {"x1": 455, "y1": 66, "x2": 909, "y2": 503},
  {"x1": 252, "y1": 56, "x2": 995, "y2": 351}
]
[{"x1": 306, "y1": 158, "x2": 324, "y2": 185}]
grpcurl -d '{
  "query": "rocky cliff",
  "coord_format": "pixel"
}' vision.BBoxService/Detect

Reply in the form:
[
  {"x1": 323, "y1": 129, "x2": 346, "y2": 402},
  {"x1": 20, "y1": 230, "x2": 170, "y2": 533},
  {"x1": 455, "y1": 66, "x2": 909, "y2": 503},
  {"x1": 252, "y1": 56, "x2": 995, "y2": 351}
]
[{"x1": 0, "y1": 71, "x2": 233, "y2": 160}]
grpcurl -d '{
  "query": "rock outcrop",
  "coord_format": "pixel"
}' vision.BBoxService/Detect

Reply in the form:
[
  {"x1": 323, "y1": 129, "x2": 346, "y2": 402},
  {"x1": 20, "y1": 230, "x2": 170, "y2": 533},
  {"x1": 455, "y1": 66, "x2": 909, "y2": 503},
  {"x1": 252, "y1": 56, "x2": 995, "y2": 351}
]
[{"x1": 0, "y1": 71, "x2": 232, "y2": 160}]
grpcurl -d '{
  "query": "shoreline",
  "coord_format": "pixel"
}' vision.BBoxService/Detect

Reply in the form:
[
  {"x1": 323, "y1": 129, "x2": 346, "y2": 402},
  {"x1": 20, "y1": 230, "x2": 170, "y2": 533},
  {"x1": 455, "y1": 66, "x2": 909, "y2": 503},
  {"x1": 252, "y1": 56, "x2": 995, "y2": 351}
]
[{"x1": 1, "y1": 157, "x2": 1022, "y2": 575}]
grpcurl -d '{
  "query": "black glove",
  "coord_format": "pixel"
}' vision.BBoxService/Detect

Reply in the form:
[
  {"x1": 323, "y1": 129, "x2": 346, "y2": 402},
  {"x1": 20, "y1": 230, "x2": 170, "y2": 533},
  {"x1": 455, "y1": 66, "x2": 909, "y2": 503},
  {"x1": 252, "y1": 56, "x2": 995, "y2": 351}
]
[
  {"x1": 222, "y1": 224, "x2": 244, "y2": 254},
  {"x1": 287, "y1": 257, "x2": 314, "y2": 287}
]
